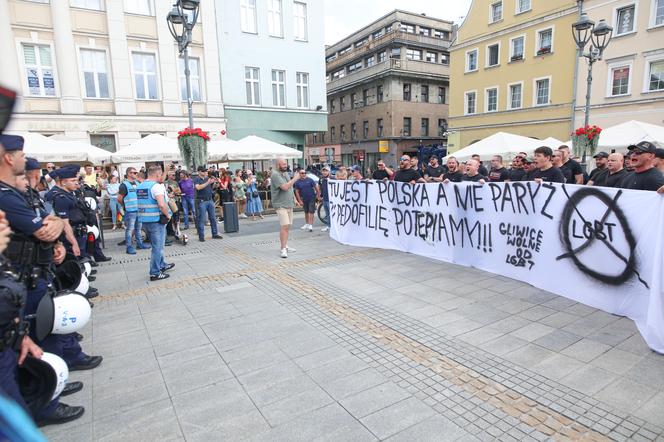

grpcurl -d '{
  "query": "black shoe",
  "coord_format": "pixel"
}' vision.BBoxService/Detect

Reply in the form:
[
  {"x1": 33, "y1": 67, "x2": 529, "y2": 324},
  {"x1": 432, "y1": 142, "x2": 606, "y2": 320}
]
[
  {"x1": 165, "y1": 240, "x2": 173, "y2": 246},
  {"x1": 37, "y1": 403, "x2": 85, "y2": 427},
  {"x1": 89, "y1": 261, "x2": 99, "y2": 268},
  {"x1": 87, "y1": 276, "x2": 96, "y2": 282},
  {"x1": 85, "y1": 288, "x2": 99, "y2": 299},
  {"x1": 117, "y1": 240, "x2": 126, "y2": 246},
  {"x1": 95, "y1": 256, "x2": 112, "y2": 262},
  {"x1": 161, "y1": 263, "x2": 175, "y2": 272},
  {"x1": 74, "y1": 332, "x2": 84, "y2": 342},
  {"x1": 199, "y1": 237, "x2": 205, "y2": 242},
  {"x1": 60, "y1": 381, "x2": 83, "y2": 397},
  {"x1": 69, "y1": 355, "x2": 103, "y2": 371},
  {"x1": 90, "y1": 269, "x2": 97, "y2": 275},
  {"x1": 150, "y1": 272, "x2": 170, "y2": 282},
  {"x1": 212, "y1": 235, "x2": 223, "y2": 239}
]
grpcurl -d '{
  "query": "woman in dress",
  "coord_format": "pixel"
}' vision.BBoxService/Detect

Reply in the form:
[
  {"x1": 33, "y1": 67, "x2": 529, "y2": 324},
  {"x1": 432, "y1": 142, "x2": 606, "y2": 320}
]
[
  {"x1": 232, "y1": 174, "x2": 248, "y2": 219},
  {"x1": 107, "y1": 175, "x2": 121, "y2": 230},
  {"x1": 244, "y1": 170, "x2": 264, "y2": 220}
]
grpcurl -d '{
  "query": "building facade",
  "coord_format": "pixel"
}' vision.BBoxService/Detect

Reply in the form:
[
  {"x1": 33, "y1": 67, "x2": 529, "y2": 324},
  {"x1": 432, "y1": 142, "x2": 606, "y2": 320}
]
[
  {"x1": 448, "y1": 0, "x2": 579, "y2": 152},
  {"x1": 573, "y1": 0, "x2": 664, "y2": 130},
  {"x1": 306, "y1": 10, "x2": 453, "y2": 168},
  {"x1": 1, "y1": 0, "x2": 226, "y2": 151},
  {"x1": 214, "y1": 0, "x2": 327, "y2": 159}
]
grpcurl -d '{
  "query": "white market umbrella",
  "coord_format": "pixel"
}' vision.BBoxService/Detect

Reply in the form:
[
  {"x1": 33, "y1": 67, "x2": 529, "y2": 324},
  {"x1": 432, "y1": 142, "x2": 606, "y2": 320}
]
[
  {"x1": 207, "y1": 138, "x2": 242, "y2": 162},
  {"x1": 595, "y1": 120, "x2": 664, "y2": 151},
  {"x1": 446, "y1": 132, "x2": 543, "y2": 162},
  {"x1": 540, "y1": 137, "x2": 565, "y2": 149},
  {"x1": 47, "y1": 135, "x2": 112, "y2": 164},
  {"x1": 19, "y1": 132, "x2": 98, "y2": 163},
  {"x1": 112, "y1": 134, "x2": 181, "y2": 163},
  {"x1": 234, "y1": 135, "x2": 303, "y2": 161}
]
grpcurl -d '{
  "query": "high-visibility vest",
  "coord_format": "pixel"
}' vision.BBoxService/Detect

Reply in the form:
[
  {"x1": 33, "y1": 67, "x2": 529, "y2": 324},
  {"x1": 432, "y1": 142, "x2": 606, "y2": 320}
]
[
  {"x1": 137, "y1": 180, "x2": 160, "y2": 223},
  {"x1": 122, "y1": 180, "x2": 139, "y2": 213}
]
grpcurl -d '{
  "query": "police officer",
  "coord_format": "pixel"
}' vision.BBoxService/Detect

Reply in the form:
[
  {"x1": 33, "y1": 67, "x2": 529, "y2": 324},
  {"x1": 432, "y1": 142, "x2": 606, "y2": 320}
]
[
  {"x1": 75, "y1": 174, "x2": 111, "y2": 263},
  {"x1": 0, "y1": 136, "x2": 84, "y2": 426}
]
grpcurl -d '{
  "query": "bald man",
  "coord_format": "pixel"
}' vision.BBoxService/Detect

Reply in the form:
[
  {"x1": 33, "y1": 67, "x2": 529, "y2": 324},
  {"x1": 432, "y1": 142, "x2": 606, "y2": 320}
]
[{"x1": 590, "y1": 153, "x2": 627, "y2": 188}]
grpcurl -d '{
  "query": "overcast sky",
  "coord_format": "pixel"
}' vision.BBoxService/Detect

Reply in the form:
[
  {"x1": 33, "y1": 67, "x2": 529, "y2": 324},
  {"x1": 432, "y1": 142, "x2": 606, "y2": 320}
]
[{"x1": 323, "y1": 0, "x2": 473, "y2": 45}]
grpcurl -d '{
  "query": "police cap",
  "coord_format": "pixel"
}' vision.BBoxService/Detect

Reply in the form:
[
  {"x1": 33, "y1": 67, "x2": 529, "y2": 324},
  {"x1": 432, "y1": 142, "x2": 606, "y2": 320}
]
[
  {"x1": 25, "y1": 157, "x2": 40, "y2": 171},
  {"x1": 0, "y1": 134, "x2": 24, "y2": 151},
  {"x1": 58, "y1": 165, "x2": 80, "y2": 179}
]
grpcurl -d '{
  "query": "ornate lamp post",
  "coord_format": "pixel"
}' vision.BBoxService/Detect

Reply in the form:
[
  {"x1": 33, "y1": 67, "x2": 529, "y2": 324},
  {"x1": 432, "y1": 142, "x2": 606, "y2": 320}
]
[{"x1": 572, "y1": 14, "x2": 613, "y2": 165}]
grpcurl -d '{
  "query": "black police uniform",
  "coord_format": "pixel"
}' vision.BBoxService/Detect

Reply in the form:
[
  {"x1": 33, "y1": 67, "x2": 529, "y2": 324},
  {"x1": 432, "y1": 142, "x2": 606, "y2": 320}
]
[{"x1": 51, "y1": 177, "x2": 90, "y2": 258}]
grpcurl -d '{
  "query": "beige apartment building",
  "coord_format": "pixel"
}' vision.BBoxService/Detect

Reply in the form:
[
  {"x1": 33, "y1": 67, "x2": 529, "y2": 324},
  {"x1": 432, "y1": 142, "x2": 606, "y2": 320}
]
[
  {"x1": 0, "y1": 0, "x2": 226, "y2": 152},
  {"x1": 306, "y1": 10, "x2": 453, "y2": 168},
  {"x1": 573, "y1": 0, "x2": 664, "y2": 129}
]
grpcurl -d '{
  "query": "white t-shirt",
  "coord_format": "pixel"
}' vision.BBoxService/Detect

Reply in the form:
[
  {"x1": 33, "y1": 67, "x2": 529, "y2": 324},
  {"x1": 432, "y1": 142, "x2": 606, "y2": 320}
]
[{"x1": 150, "y1": 183, "x2": 167, "y2": 201}]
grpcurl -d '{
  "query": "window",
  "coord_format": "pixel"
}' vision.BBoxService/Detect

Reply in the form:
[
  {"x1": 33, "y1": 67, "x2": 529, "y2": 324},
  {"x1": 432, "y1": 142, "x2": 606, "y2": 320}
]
[
  {"x1": 537, "y1": 28, "x2": 553, "y2": 55},
  {"x1": 363, "y1": 89, "x2": 369, "y2": 106},
  {"x1": 438, "y1": 87, "x2": 446, "y2": 104},
  {"x1": 377, "y1": 85, "x2": 384, "y2": 102},
  {"x1": 516, "y1": 0, "x2": 531, "y2": 13},
  {"x1": 293, "y1": 2, "x2": 308, "y2": 41},
  {"x1": 125, "y1": 0, "x2": 152, "y2": 15},
  {"x1": 509, "y1": 83, "x2": 523, "y2": 109},
  {"x1": 438, "y1": 119, "x2": 447, "y2": 137},
  {"x1": 653, "y1": 0, "x2": 664, "y2": 26},
  {"x1": 377, "y1": 119, "x2": 384, "y2": 137},
  {"x1": 534, "y1": 78, "x2": 550, "y2": 106},
  {"x1": 296, "y1": 72, "x2": 309, "y2": 108},
  {"x1": 378, "y1": 51, "x2": 386, "y2": 63},
  {"x1": 365, "y1": 56, "x2": 375, "y2": 67},
  {"x1": 80, "y1": 49, "x2": 109, "y2": 98},
  {"x1": 321, "y1": 133, "x2": 325, "y2": 143},
  {"x1": 373, "y1": 29, "x2": 384, "y2": 39},
  {"x1": 350, "y1": 93, "x2": 357, "y2": 109},
  {"x1": 340, "y1": 96, "x2": 345, "y2": 111},
  {"x1": 312, "y1": 133, "x2": 318, "y2": 144},
  {"x1": 406, "y1": 49, "x2": 422, "y2": 61},
  {"x1": 426, "y1": 52, "x2": 438, "y2": 63},
  {"x1": 490, "y1": 1, "x2": 503, "y2": 22},
  {"x1": 400, "y1": 23, "x2": 415, "y2": 33},
  {"x1": 363, "y1": 121, "x2": 369, "y2": 138},
  {"x1": 403, "y1": 117, "x2": 411, "y2": 136},
  {"x1": 326, "y1": 54, "x2": 337, "y2": 63},
  {"x1": 245, "y1": 67, "x2": 260, "y2": 105},
  {"x1": 351, "y1": 123, "x2": 357, "y2": 140},
  {"x1": 391, "y1": 47, "x2": 401, "y2": 58},
  {"x1": 332, "y1": 69, "x2": 345, "y2": 80},
  {"x1": 486, "y1": 88, "x2": 498, "y2": 112},
  {"x1": 647, "y1": 59, "x2": 664, "y2": 91},
  {"x1": 609, "y1": 65, "x2": 631, "y2": 96},
  {"x1": 465, "y1": 91, "x2": 476, "y2": 115},
  {"x1": 329, "y1": 99, "x2": 335, "y2": 113},
  {"x1": 271, "y1": 70, "x2": 285, "y2": 107},
  {"x1": 330, "y1": 126, "x2": 336, "y2": 142},
  {"x1": 466, "y1": 49, "x2": 478, "y2": 72},
  {"x1": 487, "y1": 43, "x2": 500, "y2": 67},
  {"x1": 347, "y1": 61, "x2": 362, "y2": 73},
  {"x1": 267, "y1": 0, "x2": 283, "y2": 37},
  {"x1": 22, "y1": 44, "x2": 56, "y2": 97},
  {"x1": 510, "y1": 36, "x2": 525, "y2": 61},
  {"x1": 419, "y1": 27, "x2": 431, "y2": 36},
  {"x1": 72, "y1": 0, "x2": 102, "y2": 10},
  {"x1": 403, "y1": 83, "x2": 411, "y2": 101},
  {"x1": 240, "y1": 0, "x2": 257, "y2": 33},
  {"x1": 340, "y1": 125, "x2": 346, "y2": 141},
  {"x1": 339, "y1": 46, "x2": 351, "y2": 56},
  {"x1": 421, "y1": 118, "x2": 429, "y2": 137},
  {"x1": 615, "y1": 5, "x2": 636, "y2": 35},
  {"x1": 441, "y1": 53, "x2": 450, "y2": 64},
  {"x1": 178, "y1": 57, "x2": 201, "y2": 102},
  {"x1": 355, "y1": 37, "x2": 368, "y2": 48},
  {"x1": 421, "y1": 85, "x2": 429, "y2": 102},
  {"x1": 132, "y1": 52, "x2": 158, "y2": 100},
  {"x1": 434, "y1": 29, "x2": 450, "y2": 40},
  {"x1": 90, "y1": 134, "x2": 116, "y2": 153}
]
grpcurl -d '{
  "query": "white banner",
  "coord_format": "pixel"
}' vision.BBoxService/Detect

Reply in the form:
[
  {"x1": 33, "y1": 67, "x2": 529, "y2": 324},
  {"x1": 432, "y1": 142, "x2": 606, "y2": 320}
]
[{"x1": 329, "y1": 180, "x2": 664, "y2": 353}]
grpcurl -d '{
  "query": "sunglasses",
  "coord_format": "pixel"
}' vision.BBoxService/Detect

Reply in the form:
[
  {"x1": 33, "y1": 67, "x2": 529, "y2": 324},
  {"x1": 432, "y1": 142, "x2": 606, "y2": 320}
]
[
  {"x1": 400, "y1": 158, "x2": 409, "y2": 161},
  {"x1": 631, "y1": 151, "x2": 648, "y2": 156}
]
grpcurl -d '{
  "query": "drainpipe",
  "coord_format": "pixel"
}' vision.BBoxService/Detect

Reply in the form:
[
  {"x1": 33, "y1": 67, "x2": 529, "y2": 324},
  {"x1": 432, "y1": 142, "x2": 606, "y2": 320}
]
[{"x1": 570, "y1": 0, "x2": 584, "y2": 134}]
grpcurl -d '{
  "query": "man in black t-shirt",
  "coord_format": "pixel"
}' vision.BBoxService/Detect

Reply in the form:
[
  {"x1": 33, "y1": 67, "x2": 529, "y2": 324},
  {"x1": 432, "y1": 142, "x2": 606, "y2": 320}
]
[
  {"x1": 588, "y1": 151, "x2": 608, "y2": 181},
  {"x1": 471, "y1": 154, "x2": 489, "y2": 177},
  {"x1": 424, "y1": 156, "x2": 445, "y2": 182},
  {"x1": 506, "y1": 155, "x2": 526, "y2": 181},
  {"x1": 592, "y1": 153, "x2": 627, "y2": 188},
  {"x1": 488, "y1": 155, "x2": 509, "y2": 182},
  {"x1": 393, "y1": 155, "x2": 425, "y2": 183},
  {"x1": 460, "y1": 159, "x2": 486, "y2": 183},
  {"x1": 558, "y1": 145, "x2": 584, "y2": 184},
  {"x1": 552, "y1": 151, "x2": 572, "y2": 183},
  {"x1": 442, "y1": 157, "x2": 463, "y2": 182},
  {"x1": 620, "y1": 141, "x2": 664, "y2": 191},
  {"x1": 530, "y1": 146, "x2": 566, "y2": 183},
  {"x1": 371, "y1": 160, "x2": 392, "y2": 180}
]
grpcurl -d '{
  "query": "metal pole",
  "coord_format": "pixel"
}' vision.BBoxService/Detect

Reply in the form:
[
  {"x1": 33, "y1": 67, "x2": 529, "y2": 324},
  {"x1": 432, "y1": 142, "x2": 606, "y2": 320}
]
[
  {"x1": 183, "y1": 42, "x2": 194, "y2": 130},
  {"x1": 570, "y1": 0, "x2": 584, "y2": 133},
  {"x1": 582, "y1": 56, "x2": 594, "y2": 167}
]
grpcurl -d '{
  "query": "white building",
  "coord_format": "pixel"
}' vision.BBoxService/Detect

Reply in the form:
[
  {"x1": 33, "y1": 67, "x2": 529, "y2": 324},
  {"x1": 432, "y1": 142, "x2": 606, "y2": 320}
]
[
  {"x1": 214, "y1": 0, "x2": 327, "y2": 155},
  {"x1": 1, "y1": 0, "x2": 226, "y2": 152}
]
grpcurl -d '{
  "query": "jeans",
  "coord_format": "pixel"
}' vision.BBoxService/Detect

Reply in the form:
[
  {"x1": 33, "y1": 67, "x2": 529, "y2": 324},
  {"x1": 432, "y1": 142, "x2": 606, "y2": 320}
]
[
  {"x1": 181, "y1": 196, "x2": 195, "y2": 228},
  {"x1": 143, "y1": 222, "x2": 166, "y2": 276},
  {"x1": 124, "y1": 211, "x2": 145, "y2": 248},
  {"x1": 323, "y1": 200, "x2": 330, "y2": 226},
  {"x1": 109, "y1": 197, "x2": 120, "y2": 225},
  {"x1": 196, "y1": 200, "x2": 218, "y2": 239}
]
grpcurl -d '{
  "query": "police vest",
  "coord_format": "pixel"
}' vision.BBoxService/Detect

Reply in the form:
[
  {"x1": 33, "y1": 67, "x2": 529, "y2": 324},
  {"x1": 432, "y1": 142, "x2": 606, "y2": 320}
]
[
  {"x1": 137, "y1": 181, "x2": 160, "y2": 223},
  {"x1": 122, "y1": 180, "x2": 139, "y2": 213},
  {"x1": 52, "y1": 188, "x2": 86, "y2": 226}
]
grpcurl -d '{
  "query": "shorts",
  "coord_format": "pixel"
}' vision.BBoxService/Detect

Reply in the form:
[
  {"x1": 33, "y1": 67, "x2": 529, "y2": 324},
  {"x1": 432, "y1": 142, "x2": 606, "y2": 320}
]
[
  {"x1": 276, "y1": 207, "x2": 293, "y2": 226},
  {"x1": 302, "y1": 199, "x2": 316, "y2": 214}
]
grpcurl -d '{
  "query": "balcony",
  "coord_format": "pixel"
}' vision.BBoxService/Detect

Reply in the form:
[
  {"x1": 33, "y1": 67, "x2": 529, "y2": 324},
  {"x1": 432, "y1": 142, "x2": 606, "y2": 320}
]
[
  {"x1": 326, "y1": 30, "x2": 451, "y2": 72},
  {"x1": 328, "y1": 58, "x2": 450, "y2": 93}
]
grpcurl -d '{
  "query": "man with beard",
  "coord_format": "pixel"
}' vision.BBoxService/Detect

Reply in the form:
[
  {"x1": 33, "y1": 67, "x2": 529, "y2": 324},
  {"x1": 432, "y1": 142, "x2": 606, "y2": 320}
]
[
  {"x1": 424, "y1": 156, "x2": 445, "y2": 182},
  {"x1": 460, "y1": 159, "x2": 486, "y2": 183},
  {"x1": 271, "y1": 158, "x2": 299, "y2": 258},
  {"x1": 620, "y1": 141, "x2": 664, "y2": 191},
  {"x1": 557, "y1": 145, "x2": 584, "y2": 184},
  {"x1": 530, "y1": 146, "x2": 566, "y2": 183},
  {"x1": 488, "y1": 155, "x2": 509, "y2": 182},
  {"x1": 506, "y1": 155, "x2": 526, "y2": 182},
  {"x1": 442, "y1": 157, "x2": 463, "y2": 182},
  {"x1": 393, "y1": 155, "x2": 425, "y2": 184},
  {"x1": 591, "y1": 153, "x2": 627, "y2": 187},
  {"x1": 589, "y1": 151, "x2": 609, "y2": 182},
  {"x1": 552, "y1": 151, "x2": 572, "y2": 183},
  {"x1": 471, "y1": 154, "x2": 489, "y2": 176}
]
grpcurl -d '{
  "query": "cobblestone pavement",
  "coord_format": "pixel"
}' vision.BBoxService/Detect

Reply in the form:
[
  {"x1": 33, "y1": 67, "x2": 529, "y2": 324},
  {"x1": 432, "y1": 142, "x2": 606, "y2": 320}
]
[{"x1": 43, "y1": 214, "x2": 664, "y2": 441}]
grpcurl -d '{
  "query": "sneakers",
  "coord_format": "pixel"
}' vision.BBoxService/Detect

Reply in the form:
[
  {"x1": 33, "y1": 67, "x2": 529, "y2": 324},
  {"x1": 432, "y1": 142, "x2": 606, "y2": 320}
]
[
  {"x1": 321, "y1": 227, "x2": 329, "y2": 232},
  {"x1": 126, "y1": 246, "x2": 137, "y2": 255},
  {"x1": 280, "y1": 248, "x2": 288, "y2": 258},
  {"x1": 161, "y1": 263, "x2": 175, "y2": 272},
  {"x1": 137, "y1": 244, "x2": 151, "y2": 250},
  {"x1": 308, "y1": 225, "x2": 313, "y2": 232},
  {"x1": 300, "y1": 224, "x2": 310, "y2": 230},
  {"x1": 150, "y1": 272, "x2": 170, "y2": 281},
  {"x1": 212, "y1": 234, "x2": 223, "y2": 239},
  {"x1": 287, "y1": 246, "x2": 296, "y2": 253}
]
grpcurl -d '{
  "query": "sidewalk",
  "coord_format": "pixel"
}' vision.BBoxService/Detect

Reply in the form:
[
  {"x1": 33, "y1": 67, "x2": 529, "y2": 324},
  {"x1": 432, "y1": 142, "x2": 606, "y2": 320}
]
[{"x1": 43, "y1": 214, "x2": 664, "y2": 441}]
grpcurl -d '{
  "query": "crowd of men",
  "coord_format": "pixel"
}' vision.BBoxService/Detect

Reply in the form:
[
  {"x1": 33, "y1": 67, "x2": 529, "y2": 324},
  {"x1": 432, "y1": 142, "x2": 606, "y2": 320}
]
[{"x1": 361, "y1": 141, "x2": 664, "y2": 192}]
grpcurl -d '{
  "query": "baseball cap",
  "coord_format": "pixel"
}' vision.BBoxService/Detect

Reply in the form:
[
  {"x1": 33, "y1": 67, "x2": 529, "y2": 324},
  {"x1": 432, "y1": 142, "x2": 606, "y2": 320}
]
[
  {"x1": 627, "y1": 141, "x2": 656, "y2": 154},
  {"x1": 655, "y1": 148, "x2": 664, "y2": 159},
  {"x1": 351, "y1": 165, "x2": 361, "y2": 172},
  {"x1": 593, "y1": 151, "x2": 609, "y2": 159},
  {"x1": 197, "y1": 165, "x2": 207, "y2": 172}
]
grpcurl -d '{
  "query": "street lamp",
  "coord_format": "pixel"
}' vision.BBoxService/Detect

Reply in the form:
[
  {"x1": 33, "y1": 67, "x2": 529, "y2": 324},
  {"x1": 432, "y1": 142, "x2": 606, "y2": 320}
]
[
  {"x1": 167, "y1": 0, "x2": 200, "y2": 130},
  {"x1": 572, "y1": 14, "x2": 613, "y2": 164}
]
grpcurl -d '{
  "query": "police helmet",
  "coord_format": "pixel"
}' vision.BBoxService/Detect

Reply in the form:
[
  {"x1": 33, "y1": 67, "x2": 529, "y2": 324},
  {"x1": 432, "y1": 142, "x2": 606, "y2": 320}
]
[
  {"x1": 86, "y1": 225, "x2": 100, "y2": 240},
  {"x1": 78, "y1": 257, "x2": 93, "y2": 278},
  {"x1": 17, "y1": 352, "x2": 68, "y2": 415},
  {"x1": 35, "y1": 290, "x2": 92, "y2": 340},
  {"x1": 54, "y1": 260, "x2": 89, "y2": 295},
  {"x1": 84, "y1": 196, "x2": 97, "y2": 211}
]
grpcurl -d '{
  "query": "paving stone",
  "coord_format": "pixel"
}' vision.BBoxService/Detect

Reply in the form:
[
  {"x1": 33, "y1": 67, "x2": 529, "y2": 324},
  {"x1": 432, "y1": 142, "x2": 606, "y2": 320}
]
[
  {"x1": 259, "y1": 385, "x2": 334, "y2": 426},
  {"x1": 595, "y1": 378, "x2": 657, "y2": 414},
  {"x1": 533, "y1": 330, "x2": 583, "y2": 352},
  {"x1": 387, "y1": 414, "x2": 468, "y2": 441},
  {"x1": 340, "y1": 382, "x2": 411, "y2": 418},
  {"x1": 560, "y1": 338, "x2": 612, "y2": 363},
  {"x1": 360, "y1": 397, "x2": 436, "y2": 440}
]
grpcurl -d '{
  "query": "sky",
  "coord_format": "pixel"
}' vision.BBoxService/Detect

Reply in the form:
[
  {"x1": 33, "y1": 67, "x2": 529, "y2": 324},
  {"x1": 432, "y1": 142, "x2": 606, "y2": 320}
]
[{"x1": 323, "y1": 0, "x2": 474, "y2": 45}]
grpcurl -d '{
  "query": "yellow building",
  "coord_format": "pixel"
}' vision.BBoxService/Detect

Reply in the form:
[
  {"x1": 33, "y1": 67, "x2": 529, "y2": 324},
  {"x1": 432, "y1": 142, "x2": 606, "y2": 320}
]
[{"x1": 449, "y1": 0, "x2": 580, "y2": 152}]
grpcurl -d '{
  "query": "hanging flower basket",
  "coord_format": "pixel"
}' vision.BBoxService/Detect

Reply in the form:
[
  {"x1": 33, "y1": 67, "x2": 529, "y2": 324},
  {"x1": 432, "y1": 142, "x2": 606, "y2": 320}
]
[
  {"x1": 177, "y1": 127, "x2": 209, "y2": 169},
  {"x1": 571, "y1": 125, "x2": 602, "y2": 158}
]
